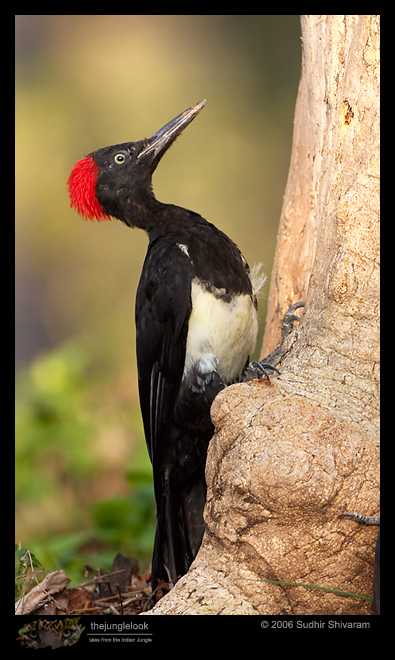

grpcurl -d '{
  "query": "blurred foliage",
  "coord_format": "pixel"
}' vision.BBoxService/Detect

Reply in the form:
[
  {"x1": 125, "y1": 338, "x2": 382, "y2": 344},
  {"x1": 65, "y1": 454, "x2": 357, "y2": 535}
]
[
  {"x1": 15, "y1": 15, "x2": 301, "y2": 577},
  {"x1": 15, "y1": 342, "x2": 155, "y2": 582}
]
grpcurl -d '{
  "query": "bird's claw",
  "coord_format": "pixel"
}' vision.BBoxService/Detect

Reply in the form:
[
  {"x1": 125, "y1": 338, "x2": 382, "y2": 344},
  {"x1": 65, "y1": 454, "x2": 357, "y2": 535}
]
[
  {"x1": 243, "y1": 301, "x2": 304, "y2": 382},
  {"x1": 281, "y1": 302, "x2": 305, "y2": 339},
  {"x1": 246, "y1": 360, "x2": 280, "y2": 381},
  {"x1": 284, "y1": 301, "x2": 305, "y2": 315}
]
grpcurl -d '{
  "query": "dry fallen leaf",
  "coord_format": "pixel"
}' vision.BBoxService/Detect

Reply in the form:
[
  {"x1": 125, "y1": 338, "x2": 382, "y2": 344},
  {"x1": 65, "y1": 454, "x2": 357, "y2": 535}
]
[{"x1": 15, "y1": 570, "x2": 70, "y2": 615}]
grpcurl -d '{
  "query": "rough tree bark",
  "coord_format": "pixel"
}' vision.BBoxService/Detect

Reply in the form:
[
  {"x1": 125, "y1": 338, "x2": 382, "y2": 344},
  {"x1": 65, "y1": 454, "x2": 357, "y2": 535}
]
[{"x1": 145, "y1": 15, "x2": 380, "y2": 615}]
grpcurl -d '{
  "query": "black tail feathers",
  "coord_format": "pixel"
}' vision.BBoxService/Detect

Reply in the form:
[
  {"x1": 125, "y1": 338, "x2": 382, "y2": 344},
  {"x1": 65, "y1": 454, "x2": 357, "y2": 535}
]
[{"x1": 151, "y1": 476, "x2": 206, "y2": 588}]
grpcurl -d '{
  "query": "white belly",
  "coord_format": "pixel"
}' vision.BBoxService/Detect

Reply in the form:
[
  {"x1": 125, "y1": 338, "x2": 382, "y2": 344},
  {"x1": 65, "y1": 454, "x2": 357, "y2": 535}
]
[{"x1": 183, "y1": 279, "x2": 258, "y2": 384}]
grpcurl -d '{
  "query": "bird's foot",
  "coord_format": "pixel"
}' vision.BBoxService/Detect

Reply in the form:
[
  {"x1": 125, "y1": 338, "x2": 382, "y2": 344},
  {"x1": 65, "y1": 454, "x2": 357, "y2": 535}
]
[
  {"x1": 279, "y1": 302, "x2": 305, "y2": 344},
  {"x1": 243, "y1": 301, "x2": 304, "y2": 382},
  {"x1": 244, "y1": 360, "x2": 280, "y2": 382}
]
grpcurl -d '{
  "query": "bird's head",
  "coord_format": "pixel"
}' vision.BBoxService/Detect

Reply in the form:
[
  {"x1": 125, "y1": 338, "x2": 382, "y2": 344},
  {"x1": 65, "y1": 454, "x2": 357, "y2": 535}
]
[{"x1": 67, "y1": 100, "x2": 207, "y2": 225}]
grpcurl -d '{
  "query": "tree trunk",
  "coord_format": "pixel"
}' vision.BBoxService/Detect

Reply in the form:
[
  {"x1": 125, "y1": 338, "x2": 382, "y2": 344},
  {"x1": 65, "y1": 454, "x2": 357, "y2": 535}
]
[{"x1": 145, "y1": 15, "x2": 380, "y2": 616}]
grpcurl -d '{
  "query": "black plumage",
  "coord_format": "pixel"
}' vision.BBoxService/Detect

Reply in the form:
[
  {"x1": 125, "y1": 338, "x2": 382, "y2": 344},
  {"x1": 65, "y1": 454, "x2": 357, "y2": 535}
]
[{"x1": 68, "y1": 101, "x2": 263, "y2": 587}]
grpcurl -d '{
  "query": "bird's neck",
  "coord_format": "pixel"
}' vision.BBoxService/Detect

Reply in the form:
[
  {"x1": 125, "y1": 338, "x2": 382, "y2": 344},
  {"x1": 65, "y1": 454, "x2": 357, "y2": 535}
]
[
  {"x1": 118, "y1": 189, "x2": 164, "y2": 235},
  {"x1": 122, "y1": 196, "x2": 198, "y2": 241}
]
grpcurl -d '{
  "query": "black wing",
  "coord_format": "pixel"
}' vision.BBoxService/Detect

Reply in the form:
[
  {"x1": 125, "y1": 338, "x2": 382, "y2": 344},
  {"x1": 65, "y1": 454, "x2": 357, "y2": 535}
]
[
  {"x1": 136, "y1": 238, "x2": 209, "y2": 584},
  {"x1": 135, "y1": 238, "x2": 193, "y2": 466}
]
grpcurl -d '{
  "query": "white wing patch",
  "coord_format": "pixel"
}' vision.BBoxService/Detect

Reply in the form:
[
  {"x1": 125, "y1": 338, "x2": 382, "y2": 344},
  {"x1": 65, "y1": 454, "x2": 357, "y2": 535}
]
[{"x1": 176, "y1": 243, "x2": 190, "y2": 258}]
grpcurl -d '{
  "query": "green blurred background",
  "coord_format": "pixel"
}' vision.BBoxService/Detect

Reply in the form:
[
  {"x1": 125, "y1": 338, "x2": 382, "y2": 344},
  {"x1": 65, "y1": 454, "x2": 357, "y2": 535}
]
[{"x1": 15, "y1": 15, "x2": 301, "y2": 583}]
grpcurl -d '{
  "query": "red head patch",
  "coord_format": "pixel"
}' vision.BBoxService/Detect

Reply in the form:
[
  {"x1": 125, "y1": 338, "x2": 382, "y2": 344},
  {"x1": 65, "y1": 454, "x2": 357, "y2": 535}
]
[{"x1": 67, "y1": 155, "x2": 112, "y2": 221}]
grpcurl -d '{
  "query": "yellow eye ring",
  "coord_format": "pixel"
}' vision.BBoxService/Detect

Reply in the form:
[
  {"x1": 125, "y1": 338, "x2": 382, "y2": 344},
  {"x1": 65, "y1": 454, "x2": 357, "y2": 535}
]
[{"x1": 114, "y1": 152, "x2": 127, "y2": 165}]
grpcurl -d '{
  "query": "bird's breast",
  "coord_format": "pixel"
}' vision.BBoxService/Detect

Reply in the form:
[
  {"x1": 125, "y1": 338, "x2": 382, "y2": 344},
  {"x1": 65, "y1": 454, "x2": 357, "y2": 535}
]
[{"x1": 183, "y1": 278, "x2": 258, "y2": 385}]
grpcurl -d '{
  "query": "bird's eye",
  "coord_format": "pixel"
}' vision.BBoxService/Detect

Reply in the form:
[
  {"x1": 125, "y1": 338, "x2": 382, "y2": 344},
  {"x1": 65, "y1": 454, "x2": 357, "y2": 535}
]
[{"x1": 114, "y1": 152, "x2": 127, "y2": 165}]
